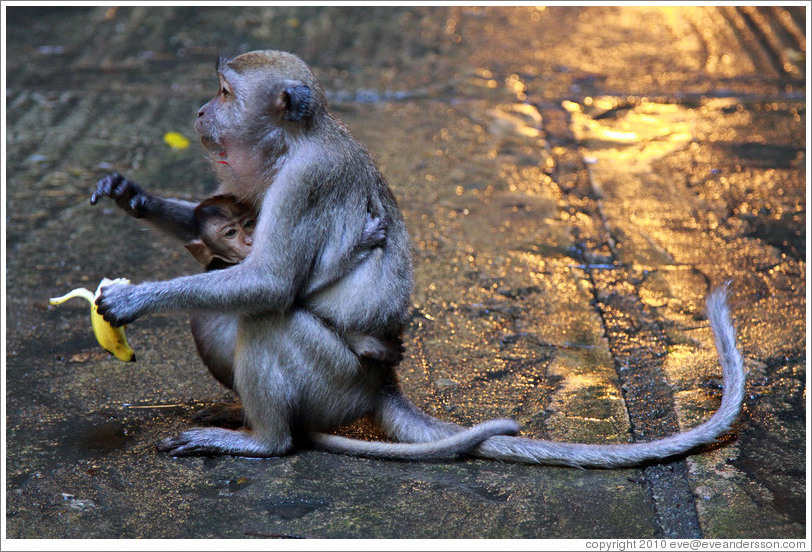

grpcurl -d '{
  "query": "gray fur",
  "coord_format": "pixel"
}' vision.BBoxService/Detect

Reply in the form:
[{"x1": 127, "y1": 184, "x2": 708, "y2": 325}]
[
  {"x1": 310, "y1": 419, "x2": 520, "y2": 460},
  {"x1": 93, "y1": 50, "x2": 746, "y2": 467}
]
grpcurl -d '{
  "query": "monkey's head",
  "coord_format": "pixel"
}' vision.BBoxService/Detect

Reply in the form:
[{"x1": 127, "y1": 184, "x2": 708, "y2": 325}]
[
  {"x1": 195, "y1": 50, "x2": 326, "y2": 170},
  {"x1": 186, "y1": 194, "x2": 256, "y2": 267}
]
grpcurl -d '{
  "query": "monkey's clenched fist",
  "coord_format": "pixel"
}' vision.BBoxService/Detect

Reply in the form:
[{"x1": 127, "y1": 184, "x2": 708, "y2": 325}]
[{"x1": 95, "y1": 282, "x2": 148, "y2": 327}]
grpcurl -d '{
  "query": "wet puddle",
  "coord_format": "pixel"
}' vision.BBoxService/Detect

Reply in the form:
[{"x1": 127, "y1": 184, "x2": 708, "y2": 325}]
[
  {"x1": 561, "y1": 95, "x2": 805, "y2": 265},
  {"x1": 59, "y1": 419, "x2": 134, "y2": 452},
  {"x1": 262, "y1": 498, "x2": 329, "y2": 521}
]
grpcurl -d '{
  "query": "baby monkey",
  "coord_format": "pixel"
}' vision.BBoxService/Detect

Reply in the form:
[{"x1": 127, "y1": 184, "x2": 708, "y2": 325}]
[{"x1": 185, "y1": 194, "x2": 404, "y2": 365}]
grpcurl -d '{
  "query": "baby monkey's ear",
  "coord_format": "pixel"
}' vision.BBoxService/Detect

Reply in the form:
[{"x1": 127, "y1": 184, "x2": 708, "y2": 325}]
[
  {"x1": 185, "y1": 240, "x2": 214, "y2": 266},
  {"x1": 282, "y1": 84, "x2": 312, "y2": 122}
]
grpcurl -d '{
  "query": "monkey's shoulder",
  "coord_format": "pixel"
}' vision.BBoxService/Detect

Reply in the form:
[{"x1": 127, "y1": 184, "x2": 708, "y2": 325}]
[{"x1": 279, "y1": 140, "x2": 381, "y2": 201}]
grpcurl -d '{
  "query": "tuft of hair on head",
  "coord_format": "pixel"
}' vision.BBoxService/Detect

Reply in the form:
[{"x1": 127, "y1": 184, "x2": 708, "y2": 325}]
[{"x1": 215, "y1": 52, "x2": 232, "y2": 73}]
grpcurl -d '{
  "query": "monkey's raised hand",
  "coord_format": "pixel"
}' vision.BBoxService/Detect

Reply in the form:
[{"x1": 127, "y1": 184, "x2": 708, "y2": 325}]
[
  {"x1": 90, "y1": 173, "x2": 199, "y2": 242},
  {"x1": 90, "y1": 173, "x2": 150, "y2": 218}
]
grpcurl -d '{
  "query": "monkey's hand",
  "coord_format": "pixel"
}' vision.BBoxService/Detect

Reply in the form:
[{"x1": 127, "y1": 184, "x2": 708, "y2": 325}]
[
  {"x1": 95, "y1": 282, "x2": 149, "y2": 326},
  {"x1": 90, "y1": 172, "x2": 150, "y2": 218},
  {"x1": 358, "y1": 212, "x2": 387, "y2": 249}
]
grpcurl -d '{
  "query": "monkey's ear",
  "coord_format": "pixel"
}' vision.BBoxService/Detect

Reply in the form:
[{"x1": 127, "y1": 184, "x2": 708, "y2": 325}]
[
  {"x1": 185, "y1": 240, "x2": 214, "y2": 266},
  {"x1": 283, "y1": 84, "x2": 312, "y2": 122}
]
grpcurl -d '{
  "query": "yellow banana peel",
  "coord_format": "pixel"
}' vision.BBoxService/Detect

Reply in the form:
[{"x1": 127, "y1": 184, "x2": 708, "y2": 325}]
[
  {"x1": 163, "y1": 131, "x2": 190, "y2": 151},
  {"x1": 50, "y1": 278, "x2": 136, "y2": 362}
]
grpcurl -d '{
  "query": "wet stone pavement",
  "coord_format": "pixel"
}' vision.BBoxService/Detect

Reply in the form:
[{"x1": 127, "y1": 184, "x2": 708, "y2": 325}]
[{"x1": 3, "y1": 5, "x2": 807, "y2": 541}]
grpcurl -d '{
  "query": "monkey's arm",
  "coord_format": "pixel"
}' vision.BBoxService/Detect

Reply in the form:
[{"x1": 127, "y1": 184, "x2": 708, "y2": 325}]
[
  {"x1": 96, "y1": 258, "x2": 301, "y2": 326},
  {"x1": 91, "y1": 173, "x2": 199, "y2": 242}
]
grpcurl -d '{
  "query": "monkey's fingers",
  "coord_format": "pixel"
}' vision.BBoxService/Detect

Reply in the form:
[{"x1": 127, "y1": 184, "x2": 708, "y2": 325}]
[
  {"x1": 360, "y1": 213, "x2": 387, "y2": 248},
  {"x1": 192, "y1": 403, "x2": 245, "y2": 428},
  {"x1": 91, "y1": 172, "x2": 124, "y2": 205},
  {"x1": 95, "y1": 277, "x2": 149, "y2": 328},
  {"x1": 90, "y1": 173, "x2": 146, "y2": 216}
]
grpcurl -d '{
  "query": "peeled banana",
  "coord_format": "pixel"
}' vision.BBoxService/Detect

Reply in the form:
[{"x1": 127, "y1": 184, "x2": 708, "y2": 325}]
[{"x1": 50, "y1": 278, "x2": 136, "y2": 362}]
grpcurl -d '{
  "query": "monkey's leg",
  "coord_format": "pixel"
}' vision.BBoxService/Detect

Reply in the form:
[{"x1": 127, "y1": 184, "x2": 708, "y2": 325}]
[
  {"x1": 159, "y1": 315, "x2": 299, "y2": 458},
  {"x1": 157, "y1": 398, "x2": 292, "y2": 457},
  {"x1": 187, "y1": 311, "x2": 245, "y2": 427},
  {"x1": 190, "y1": 311, "x2": 238, "y2": 389},
  {"x1": 159, "y1": 309, "x2": 367, "y2": 458}
]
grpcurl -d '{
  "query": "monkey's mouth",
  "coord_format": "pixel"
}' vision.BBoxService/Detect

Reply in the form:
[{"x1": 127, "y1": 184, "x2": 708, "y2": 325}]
[{"x1": 201, "y1": 136, "x2": 229, "y2": 165}]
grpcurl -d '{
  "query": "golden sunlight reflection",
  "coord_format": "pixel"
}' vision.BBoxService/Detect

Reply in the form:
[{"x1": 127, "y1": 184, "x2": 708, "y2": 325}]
[
  {"x1": 565, "y1": 98, "x2": 696, "y2": 170},
  {"x1": 485, "y1": 102, "x2": 543, "y2": 140}
]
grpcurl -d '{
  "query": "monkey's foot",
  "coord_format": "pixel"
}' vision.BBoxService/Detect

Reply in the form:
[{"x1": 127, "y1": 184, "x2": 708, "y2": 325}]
[
  {"x1": 192, "y1": 403, "x2": 245, "y2": 428},
  {"x1": 157, "y1": 428, "x2": 287, "y2": 458}
]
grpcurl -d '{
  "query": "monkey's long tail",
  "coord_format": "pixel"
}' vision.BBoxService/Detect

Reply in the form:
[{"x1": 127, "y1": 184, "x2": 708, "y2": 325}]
[
  {"x1": 308, "y1": 418, "x2": 520, "y2": 461},
  {"x1": 467, "y1": 286, "x2": 746, "y2": 468}
]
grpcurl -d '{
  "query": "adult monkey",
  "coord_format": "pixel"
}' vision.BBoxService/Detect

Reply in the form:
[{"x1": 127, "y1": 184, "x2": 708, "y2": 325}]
[
  {"x1": 91, "y1": 50, "x2": 518, "y2": 461},
  {"x1": 92, "y1": 50, "x2": 745, "y2": 467}
]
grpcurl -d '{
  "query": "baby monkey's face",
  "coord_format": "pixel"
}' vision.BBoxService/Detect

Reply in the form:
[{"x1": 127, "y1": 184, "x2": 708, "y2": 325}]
[
  {"x1": 186, "y1": 194, "x2": 258, "y2": 267},
  {"x1": 209, "y1": 213, "x2": 255, "y2": 264}
]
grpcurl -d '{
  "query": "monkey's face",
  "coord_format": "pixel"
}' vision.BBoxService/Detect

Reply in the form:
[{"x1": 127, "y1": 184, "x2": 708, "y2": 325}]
[
  {"x1": 194, "y1": 69, "x2": 237, "y2": 156},
  {"x1": 195, "y1": 50, "x2": 323, "y2": 164},
  {"x1": 188, "y1": 195, "x2": 257, "y2": 266}
]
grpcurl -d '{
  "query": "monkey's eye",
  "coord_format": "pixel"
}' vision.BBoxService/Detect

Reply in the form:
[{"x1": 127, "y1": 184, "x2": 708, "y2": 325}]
[
  {"x1": 223, "y1": 228, "x2": 238, "y2": 239},
  {"x1": 242, "y1": 218, "x2": 255, "y2": 230},
  {"x1": 218, "y1": 77, "x2": 232, "y2": 98}
]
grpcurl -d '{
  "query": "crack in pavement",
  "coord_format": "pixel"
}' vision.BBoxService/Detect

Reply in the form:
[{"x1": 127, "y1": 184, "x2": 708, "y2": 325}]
[{"x1": 543, "y1": 101, "x2": 705, "y2": 537}]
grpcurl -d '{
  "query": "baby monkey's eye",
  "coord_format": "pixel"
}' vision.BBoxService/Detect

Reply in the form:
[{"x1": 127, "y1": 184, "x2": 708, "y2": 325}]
[
  {"x1": 224, "y1": 228, "x2": 238, "y2": 238},
  {"x1": 242, "y1": 218, "x2": 255, "y2": 230}
]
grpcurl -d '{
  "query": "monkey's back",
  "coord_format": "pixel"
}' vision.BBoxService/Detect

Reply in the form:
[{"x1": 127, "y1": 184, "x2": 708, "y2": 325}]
[{"x1": 296, "y1": 117, "x2": 414, "y2": 336}]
